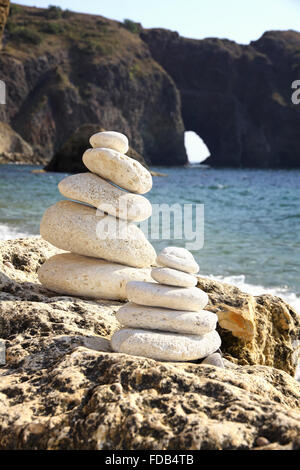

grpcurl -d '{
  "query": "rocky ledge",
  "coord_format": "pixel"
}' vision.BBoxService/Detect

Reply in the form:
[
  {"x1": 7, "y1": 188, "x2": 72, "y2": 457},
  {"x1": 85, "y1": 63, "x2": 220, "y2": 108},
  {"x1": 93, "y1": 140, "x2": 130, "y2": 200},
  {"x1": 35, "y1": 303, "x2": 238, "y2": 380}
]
[{"x1": 0, "y1": 237, "x2": 300, "y2": 450}]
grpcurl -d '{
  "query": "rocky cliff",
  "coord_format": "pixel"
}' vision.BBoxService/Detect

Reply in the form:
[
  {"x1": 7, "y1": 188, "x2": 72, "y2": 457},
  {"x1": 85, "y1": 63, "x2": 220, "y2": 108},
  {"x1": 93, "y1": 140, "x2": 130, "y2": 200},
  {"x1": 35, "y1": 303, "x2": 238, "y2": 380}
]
[
  {"x1": 0, "y1": 237, "x2": 300, "y2": 449},
  {"x1": 142, "y1": 29, "x2": 300, "y2": 168},
  {"x1": 0, "y1": 4, "x2": 300, "y2": 169},
  {"x1": 0, "y1": 4, "x2": 186, "y2": 167}
]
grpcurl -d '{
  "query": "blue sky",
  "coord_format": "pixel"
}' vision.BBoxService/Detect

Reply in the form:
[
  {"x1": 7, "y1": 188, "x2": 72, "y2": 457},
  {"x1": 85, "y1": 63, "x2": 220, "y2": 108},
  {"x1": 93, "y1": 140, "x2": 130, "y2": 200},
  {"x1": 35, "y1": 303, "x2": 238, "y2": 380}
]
[{"x1": 16, "y1": 0, "x2": 300, "y2": 44}]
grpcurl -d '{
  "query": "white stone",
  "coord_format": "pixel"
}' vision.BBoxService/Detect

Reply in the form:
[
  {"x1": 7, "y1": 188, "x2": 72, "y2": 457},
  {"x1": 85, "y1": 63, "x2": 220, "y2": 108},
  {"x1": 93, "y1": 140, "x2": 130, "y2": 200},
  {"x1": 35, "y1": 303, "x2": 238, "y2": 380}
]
[
  {"x1": 116, "y1": 302, "x2": 218, "y2": 335},
  {"x1": 82, "y1": 148, "x2": 152, "y2": 194},
  {"x1": 38, "y1": 253, "x2": 152, "y2": 301},
  {"x1": 126, "y1": 281, "x2": 208, "y2": 312},
  {"x1": 58, "y1": 172, "x2": 152, "y2": 222},
  {"x1": 157, "y1": 246, "x2": 199, "y2": 274},
  {"x1": 90, "y1": 131, "x2": 129, "y2": 154},
  {"x1": 40, "y1": 200, "x2": 156, "y2": 268},
  {"x1": 111, "y1": 328, "x2": 221, "y2": 362},
  {"x1": 201, "y1": 353, "x2": 225, "y2": 368},
  {"x1": 151, "y1": 267, "x2": 197, "y2": 287}
]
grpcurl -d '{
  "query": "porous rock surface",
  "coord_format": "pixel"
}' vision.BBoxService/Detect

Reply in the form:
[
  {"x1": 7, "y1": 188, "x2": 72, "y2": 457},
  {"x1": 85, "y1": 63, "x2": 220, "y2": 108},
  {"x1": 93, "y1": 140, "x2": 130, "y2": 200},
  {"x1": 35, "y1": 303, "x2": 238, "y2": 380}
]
[
  {"x1": 197, "y1": 276, "x2": 300, "y2": 376},
  {"x1": 0, "y1": 237, "x2": 300, "y2": 450}
]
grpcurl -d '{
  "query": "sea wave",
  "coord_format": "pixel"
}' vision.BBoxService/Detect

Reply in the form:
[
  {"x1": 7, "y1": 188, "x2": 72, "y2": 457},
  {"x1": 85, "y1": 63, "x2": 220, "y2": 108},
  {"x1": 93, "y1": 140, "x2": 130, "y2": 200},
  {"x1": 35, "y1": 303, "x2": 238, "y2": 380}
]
[
  {"x1": 210, "y1": 273, "x2": 300, "y2": 314},
  {"x1": 0, "y1": 223, "x2": 33, "y2": 240}
]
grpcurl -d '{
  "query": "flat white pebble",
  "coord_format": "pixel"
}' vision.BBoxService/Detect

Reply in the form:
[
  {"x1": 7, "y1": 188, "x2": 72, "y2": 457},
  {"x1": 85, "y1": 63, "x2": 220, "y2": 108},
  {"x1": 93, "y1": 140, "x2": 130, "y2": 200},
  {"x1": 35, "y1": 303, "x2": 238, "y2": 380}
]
[
  {"x1": 157, "y1": 246, "x2": 199, "y2": 274},
  {"x1": 82, "y1": 147, "x2": 152, "y2": 194},
  {"x1": 111, "y1": 328, "x2": 221, "y2": 361},
  {"x1": 58, "y1": 172, "x2": 152, "y2": 222},
  {"x1": 201, "y1": 352, "x2": 225, "y2": 368},
  {"x1": 116, "y1": 302, "x2": 218, "y2": 335},
  {"x1": 126, "y1": 281, "x2": 208, "y2": 311},
  {"x1": 40, "y1": 200, "x2": 156, "y2": 268},
  {"x1": 89, "y1": 131, "x2": 129, "y2": 154},
  {"x1": 38, "y1": 253, "x2": 152, "y2": 300},
  {"x1": 151, "y1": 267, "x2": 197, "y2": 287}
]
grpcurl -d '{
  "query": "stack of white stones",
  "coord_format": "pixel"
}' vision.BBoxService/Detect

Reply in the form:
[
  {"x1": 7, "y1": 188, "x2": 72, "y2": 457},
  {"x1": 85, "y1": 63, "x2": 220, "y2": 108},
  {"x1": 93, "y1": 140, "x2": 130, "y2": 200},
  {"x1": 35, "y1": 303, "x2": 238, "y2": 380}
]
[
  {"x1": 38, "y1": 131, "x2": 157, "y2": 301},
  {"x1": 111, "y1": 246, "x2": 223, "y2": 364}
]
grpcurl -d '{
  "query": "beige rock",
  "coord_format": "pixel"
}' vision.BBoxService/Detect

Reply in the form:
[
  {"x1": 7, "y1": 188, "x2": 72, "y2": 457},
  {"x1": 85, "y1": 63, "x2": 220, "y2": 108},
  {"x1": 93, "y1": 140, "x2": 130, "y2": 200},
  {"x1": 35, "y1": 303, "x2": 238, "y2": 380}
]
[
  {"x1": 89, "y1": 131, "x2": 129, "y2": 154},
  {"x1": 0, "y1": 122, "x2": 33, "y2": 164},
  {"x1": 111, "y1": 328, "x2": 221, "y2": 361},
  {"x1": 151, "y1": 267, "x2": 197, "y2": 287},
  {"x1": 1, "y1": 237, "x2": 300, "y2": 450},
  {"x1": 1, "y1": 237, "x2": 299, "y2": 375},
  {"x1": 116, "y1": 302, "x2": 218, "y2": 335},
  {"x1": 38, "y1": 253, "x2": 152, "y2": 300},
  {"x1": 40, "y1": 200, "x2": 156, "y2": 268},
  {"x1": 197, "y1": 276, "x2": 300, "y2": 376},
  {"x1": 82, "y1": 148, "x2": 152, "y2": 194},
  {"x1": 58, "y1": 172, "x2": 152, "y2": 222},
  {"x1": 157, "y1": 246, "x2": 199, "y2": 273},
  {"x1": 126, "y1": 281, "x2": 208, "y2": 312},
  {"x1": 201, "y1": 352, "x2": 225, "y2": 368}
]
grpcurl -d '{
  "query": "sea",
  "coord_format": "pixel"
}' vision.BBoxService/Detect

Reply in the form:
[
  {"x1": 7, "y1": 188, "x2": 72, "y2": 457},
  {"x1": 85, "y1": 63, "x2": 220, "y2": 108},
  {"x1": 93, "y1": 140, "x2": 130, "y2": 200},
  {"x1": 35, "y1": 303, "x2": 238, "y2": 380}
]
[{"x1": 1, "y1": 163, "x2": 299, "y2": 310}]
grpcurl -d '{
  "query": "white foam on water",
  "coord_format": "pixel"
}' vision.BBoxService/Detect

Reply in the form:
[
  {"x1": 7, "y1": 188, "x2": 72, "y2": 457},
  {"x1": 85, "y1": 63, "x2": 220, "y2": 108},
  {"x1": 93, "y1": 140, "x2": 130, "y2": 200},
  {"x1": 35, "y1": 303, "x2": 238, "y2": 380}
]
[
  {"x1": 208, "y1": 273, "x2": 300, "y2": 380},
  {"x1": 210, "y1": 273, "x2": 300, "y2": 313},
  {"x1": 0, "y1": 223, "x2": 33, "y2": 240}
]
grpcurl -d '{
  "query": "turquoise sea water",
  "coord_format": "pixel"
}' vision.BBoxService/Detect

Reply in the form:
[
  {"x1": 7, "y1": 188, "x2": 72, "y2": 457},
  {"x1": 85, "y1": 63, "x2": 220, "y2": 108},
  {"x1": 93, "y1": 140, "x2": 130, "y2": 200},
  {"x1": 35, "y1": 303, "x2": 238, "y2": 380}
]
[{"x1": 0, "y1": 163, "x2": 300, "y2": 312}]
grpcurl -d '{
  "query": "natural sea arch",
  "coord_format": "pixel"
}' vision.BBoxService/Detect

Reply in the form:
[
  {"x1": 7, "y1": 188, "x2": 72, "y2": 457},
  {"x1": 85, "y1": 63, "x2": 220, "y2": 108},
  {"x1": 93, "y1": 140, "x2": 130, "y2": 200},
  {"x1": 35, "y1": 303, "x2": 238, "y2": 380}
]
[{"x1": 184, "y1": 131, "x2": 210, "y2": 164}]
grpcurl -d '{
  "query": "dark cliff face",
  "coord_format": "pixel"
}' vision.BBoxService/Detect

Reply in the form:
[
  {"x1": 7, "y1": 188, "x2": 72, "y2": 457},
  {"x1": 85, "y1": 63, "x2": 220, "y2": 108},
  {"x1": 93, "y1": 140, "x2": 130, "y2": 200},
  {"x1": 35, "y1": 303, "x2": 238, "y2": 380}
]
[
  {"x1": 142, "y1": 29, "x2": 300, "y2": 168},
  {"x1": 0, "y1": 5, "x2": 186, "y2": 168},
  {"x1": 1, "y1": 5, "x2": 300, "y2": 169},
  {"x1": 0, "y1": 0, "x2": 9, "y2": 48}
]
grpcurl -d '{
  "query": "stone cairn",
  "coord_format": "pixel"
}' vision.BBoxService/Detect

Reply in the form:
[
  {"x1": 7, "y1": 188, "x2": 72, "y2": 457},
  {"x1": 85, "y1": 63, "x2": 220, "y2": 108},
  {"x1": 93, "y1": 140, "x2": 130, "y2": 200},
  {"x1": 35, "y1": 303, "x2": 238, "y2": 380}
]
[
  {"x1": 39, "y1": 130, "x2": 223, "y2": 366},
  {"x1": 38, "y1": 131, "x2": 156, "y2": 300},
  {"x1": 111, "y1": 246, "x2": 223, "y2": 366}
]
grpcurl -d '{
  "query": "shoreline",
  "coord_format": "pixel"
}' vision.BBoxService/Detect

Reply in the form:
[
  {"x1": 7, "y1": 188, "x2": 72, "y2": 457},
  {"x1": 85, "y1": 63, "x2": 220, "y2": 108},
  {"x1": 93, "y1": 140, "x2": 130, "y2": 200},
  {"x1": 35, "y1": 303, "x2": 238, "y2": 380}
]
[{"x1": 1, "y1": 230, "x2": 299, "y2": 316}]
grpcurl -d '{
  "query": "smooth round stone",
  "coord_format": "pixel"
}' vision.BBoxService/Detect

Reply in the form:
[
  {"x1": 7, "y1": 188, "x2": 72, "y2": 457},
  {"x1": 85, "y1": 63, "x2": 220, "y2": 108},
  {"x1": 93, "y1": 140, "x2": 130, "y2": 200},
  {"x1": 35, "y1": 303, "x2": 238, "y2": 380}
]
[
  {"x1": 201, "y1": 353, "x2": 225, "y2": 369},
  {"x1": 157, "y1": 246, "x2": 199, "y2": 274},
  {"x1": 89, "y1": 131, "x2": 129, "y2": 154},
  {"x1": 126, "y1": 281, "x2": 208, "y2": 312},
  {"x1": 58, "y1": 173, "x2": 152, "y2": 222},
  {"x1": 38, "y1": 253, "x2": 152, "y2": 300},
  {"x1": 111, "y1": 328, "x2": 221, "y2": 362},
  {"x1": 40, "y1": 200, "x2": 156, "y2": 268},
  {"x1": 116, "y1": 302, "x2": 218, "y2": 335},
  {"x1": 82, "y1": 148, "x2": 152, "y2": 194},
  {"x1": 151, "y1": 267, "x2": 197, "y2": 287}
]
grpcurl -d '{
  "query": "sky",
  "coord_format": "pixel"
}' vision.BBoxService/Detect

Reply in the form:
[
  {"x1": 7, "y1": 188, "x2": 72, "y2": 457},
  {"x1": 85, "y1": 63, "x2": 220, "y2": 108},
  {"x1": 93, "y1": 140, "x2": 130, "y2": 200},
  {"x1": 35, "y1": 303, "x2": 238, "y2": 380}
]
[
  {"x1": 14, "y1": 0, "x2": 300, "y2": 162},
  {"x1": 15, "y1": 0, "x2": 300, "y2": 44}
]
